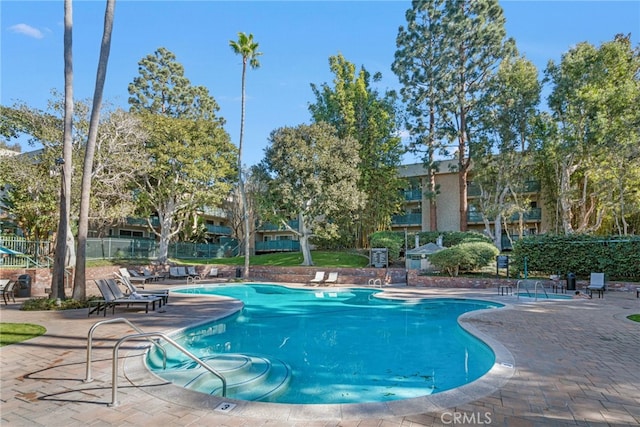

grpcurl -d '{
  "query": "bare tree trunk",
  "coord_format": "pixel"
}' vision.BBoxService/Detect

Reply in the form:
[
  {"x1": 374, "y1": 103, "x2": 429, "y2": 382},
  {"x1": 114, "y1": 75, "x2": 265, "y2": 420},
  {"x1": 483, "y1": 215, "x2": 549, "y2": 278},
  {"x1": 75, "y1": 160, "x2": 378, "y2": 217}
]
[
  {"x1": 51, "y1": 0, "x2": 74, "y2": 300},
  {"x1": 298, "y1": 211, "x2": 313, "y2": 266},
  {"x1": 73, "y1": 0, "x2": 116, "y2": 300}
]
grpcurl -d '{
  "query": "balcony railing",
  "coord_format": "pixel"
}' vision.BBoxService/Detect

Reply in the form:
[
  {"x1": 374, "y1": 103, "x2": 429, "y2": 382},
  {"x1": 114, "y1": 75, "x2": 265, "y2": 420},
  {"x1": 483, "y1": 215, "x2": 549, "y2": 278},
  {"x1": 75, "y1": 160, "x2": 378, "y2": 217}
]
[
  {"x1": 391, "y1": 213, "x2": 422, "y2": 225},
  {"x1": 468, "y1": 181, "x2": 540, "y2": 197},
  {"x1": 255, "y1": 240, "x2": 300, "y2": 252},
  {"x1": 258, "y1": 220, "x2": 299, "y2": 231},
  {"x1": 467, "y1": 208, "x2": 542, "y2": 223},
  {"x1": 402, "y1": 189, "x2": 422, "y2": 201},
  {"x1": 126, "y1": 217, "x2": 160, "y2": 228},
  {"x1": 205, "y1": 224, "x2": 231, "y2": 235}
]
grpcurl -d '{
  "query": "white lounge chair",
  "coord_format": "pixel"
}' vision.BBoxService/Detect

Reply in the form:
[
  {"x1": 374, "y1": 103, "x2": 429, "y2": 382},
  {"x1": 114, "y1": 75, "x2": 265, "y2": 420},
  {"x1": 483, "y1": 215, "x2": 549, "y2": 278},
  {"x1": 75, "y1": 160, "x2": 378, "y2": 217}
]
[
  {"x1": 309, "y1": 271, "x2": 325, "y2": 285},
  {"x1": 586, "y1": 272, "x2": 606, "y2": 298},
  {"x1": 324, "y1": 272, "x2": 339, "y2": 286}
]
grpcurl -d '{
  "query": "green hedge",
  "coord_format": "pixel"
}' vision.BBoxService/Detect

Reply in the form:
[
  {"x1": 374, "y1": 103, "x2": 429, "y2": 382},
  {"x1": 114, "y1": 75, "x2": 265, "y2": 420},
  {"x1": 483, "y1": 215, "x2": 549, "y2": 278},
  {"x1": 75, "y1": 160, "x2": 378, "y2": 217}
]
[
  {"x1": 417, "y1": 231, "x2": 492, "y2": 247},
  {"x1": 428, "y1": 241, "x2": 499, "y2": 277},
  {"x1": 369, "y1": 231, "x2": 404, "y2": 262},
  {"x1": 512, "y1": 234, "x2": 640, "y2": 279}
]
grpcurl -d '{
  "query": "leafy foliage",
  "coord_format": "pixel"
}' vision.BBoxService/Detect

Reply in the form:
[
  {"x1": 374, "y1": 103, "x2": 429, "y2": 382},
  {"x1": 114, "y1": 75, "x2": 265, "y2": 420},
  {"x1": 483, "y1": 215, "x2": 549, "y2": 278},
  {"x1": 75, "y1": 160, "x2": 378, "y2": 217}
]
[
  {"x1": 417, "y1": 231, "x2": 492, "y2": 247},
  {"x1": 369, "y1": 231, "x2": 404, "y2": 262},
  {"x1": 512, "y1": 234, "x2": 640, "y2": 279},
  {"x1": 309, "y1": 54, "x2": 405, "y2": 247},
  {"x1": 428, "y1": 242, "x2": 499, "y2": 277},
  {"x1": 257, "y1": 122, "x2": 365, "y2": 265}
]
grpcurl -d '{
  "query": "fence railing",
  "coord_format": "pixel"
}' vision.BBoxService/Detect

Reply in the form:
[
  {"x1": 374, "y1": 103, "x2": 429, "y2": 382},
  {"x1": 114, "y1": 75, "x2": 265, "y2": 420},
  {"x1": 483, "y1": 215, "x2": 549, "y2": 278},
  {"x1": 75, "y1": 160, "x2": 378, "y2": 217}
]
[{"x1": 0, "y1": 235, "x2": 239, "y2": 264}]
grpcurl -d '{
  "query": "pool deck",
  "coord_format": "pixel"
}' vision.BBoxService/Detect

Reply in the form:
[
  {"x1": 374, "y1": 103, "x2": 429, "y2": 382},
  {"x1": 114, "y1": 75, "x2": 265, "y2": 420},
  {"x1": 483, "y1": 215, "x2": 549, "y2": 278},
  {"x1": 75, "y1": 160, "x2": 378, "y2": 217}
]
[{"x1": 1, "y1": 283, "x2": 639, "y2": 426}]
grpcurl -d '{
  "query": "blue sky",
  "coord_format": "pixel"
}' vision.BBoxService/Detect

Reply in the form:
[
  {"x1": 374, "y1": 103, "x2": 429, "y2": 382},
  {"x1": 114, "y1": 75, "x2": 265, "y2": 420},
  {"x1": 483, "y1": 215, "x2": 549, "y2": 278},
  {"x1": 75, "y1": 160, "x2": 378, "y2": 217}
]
[{"x1": 2, "y1": 1, "x2": 639, "y2": 166}]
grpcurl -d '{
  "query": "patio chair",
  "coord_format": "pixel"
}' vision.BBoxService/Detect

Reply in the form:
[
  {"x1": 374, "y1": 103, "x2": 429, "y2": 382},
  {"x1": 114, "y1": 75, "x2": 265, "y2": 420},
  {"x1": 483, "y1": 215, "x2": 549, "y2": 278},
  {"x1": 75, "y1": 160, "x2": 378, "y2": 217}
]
[
  {"x1": 323, "y1": 272, "x2": 339, "y2": 286},
  {"x1": 586, "y1": 272, "x2": 606, "y2": 298},
  {"x1": 207, "y1": 267, "x2": 220, "y2": 278},
  {"x1": 142, "y1": 268, "x2": 163, "y2": 282},
  {"x1": 309, "y1": 271, "x2": 325, "y2": 286},
  {"x1": 169, "y1": 266, "x2": 189, "y2": 280},
  {"x1": 118, "y1": 267, "x2": 149, "y2": 287},
  {"x1": 1, "y1": 280, "x2": 16, "y2": 305},
  {"x1": 95, "y1": 279, "x2": 162, "y2": 314},
  {"x1": 115, "y1": 273, "x2": 169, "y2": 305}
]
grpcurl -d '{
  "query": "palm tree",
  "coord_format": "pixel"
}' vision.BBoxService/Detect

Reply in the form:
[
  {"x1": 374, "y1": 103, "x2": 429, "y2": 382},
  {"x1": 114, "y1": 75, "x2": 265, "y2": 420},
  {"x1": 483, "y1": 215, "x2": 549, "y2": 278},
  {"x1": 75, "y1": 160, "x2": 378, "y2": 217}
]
[
  {"x1": 229, "y1": 32, "x2": 261, "y2": 279},
  {"x1": 73, "y1": 0, "x2": 116, "y2": 300}
]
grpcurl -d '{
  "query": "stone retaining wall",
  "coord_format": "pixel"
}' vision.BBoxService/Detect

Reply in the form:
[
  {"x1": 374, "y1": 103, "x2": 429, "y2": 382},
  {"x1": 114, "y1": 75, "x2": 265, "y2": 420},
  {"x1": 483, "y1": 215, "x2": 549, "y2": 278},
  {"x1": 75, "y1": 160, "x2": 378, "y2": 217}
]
[{"x1": 1, "y1": 264, "x2": 637, "y2": 298}]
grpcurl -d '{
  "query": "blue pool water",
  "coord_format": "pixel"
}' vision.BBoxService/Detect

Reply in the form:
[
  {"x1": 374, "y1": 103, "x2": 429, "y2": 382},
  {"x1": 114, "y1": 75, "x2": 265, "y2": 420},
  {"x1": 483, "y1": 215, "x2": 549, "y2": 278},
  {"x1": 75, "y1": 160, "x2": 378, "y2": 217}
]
[
  {"x1": 516, "y1": 292, "x2": 572, "y2": 300},
  {"x1": 147, "y1": 284, "x2": 502, "y2": 404}
]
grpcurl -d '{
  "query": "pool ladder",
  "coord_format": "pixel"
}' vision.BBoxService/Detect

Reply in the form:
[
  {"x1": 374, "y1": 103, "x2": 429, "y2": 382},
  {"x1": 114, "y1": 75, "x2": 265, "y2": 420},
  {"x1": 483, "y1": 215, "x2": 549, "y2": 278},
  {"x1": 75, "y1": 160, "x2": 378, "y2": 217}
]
[
  {"x1": 84, "y1": 318, "x2": 227, "y2": 407},
  {"x1": 516, "y1": 280, "x2": 548, "y2": 301}
]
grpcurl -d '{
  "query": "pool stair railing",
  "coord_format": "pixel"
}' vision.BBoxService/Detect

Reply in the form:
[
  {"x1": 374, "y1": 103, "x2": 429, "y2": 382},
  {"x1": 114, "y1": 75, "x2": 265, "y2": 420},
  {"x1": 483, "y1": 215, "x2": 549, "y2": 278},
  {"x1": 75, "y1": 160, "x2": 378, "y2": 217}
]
[
  {"x1": 516, "y1": 279, "x2": 549, "y2": 301},
  {"x1": 156, "y1": 353, "x2": 292, "y2": 401},
  {"x1": 85, "y1": 318, "x2": 227, "y2": 407}
]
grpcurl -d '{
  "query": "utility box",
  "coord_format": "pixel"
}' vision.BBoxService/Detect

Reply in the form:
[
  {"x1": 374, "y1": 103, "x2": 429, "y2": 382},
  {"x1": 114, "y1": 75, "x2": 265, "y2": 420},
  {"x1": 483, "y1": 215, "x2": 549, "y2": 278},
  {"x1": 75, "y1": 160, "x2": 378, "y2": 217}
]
[
  {"x1": 566, "y1": 272, "x2": 576, "y2": 291},
  {"x1": 17, "y1": 274, "x2": 32, "y2": 298}
]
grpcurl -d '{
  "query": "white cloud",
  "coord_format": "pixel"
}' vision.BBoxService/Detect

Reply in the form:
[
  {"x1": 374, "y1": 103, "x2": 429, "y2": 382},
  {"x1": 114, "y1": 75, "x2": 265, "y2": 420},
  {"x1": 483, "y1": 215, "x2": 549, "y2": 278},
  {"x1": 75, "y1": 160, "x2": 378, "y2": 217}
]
[{"x1": 8, "y1": 24, "x2": 44, "y2": 39}]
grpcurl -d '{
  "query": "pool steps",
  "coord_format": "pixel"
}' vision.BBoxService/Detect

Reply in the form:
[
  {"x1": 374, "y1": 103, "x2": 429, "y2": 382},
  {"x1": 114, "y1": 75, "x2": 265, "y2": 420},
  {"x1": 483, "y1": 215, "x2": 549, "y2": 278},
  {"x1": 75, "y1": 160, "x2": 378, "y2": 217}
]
[{"x1": 153, "y1": 353, "x2": 292, "y2": 401}]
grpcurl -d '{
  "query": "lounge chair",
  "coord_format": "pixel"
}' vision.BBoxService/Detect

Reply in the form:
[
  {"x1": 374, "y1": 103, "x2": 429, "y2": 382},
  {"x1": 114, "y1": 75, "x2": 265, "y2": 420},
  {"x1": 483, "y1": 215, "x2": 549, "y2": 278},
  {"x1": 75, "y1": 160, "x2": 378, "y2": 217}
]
[
  {"x1": 119, "y1": 267, "x2": 149, "y2": 287},
  {"x1": 324, "y1": 272, "x2": 339, "y2": 286},
  {"x1": 207, "y1": 267, "x2": 220, "y2": 278},
  {"x1": 115, "y1": 273, "x2": 169, "y2": 305},
  {"x1": 142, "y1": 268, "x2": 163, "y2": 282},
  {"x1": 586, "y1": 272, "x2": 606, "y2": 298},
  {"x1": 95, "y1": 279, "x2": 162, "y2": 315},
  {"x1": 309, "y1": 271, "x2": 325, "y2": 286},
  {"x1": 1, "y1": 280, "x2": 16, "y2": 305},
  {"x1": 169, "y1": 266, "x2": 189, "y2": 280}
]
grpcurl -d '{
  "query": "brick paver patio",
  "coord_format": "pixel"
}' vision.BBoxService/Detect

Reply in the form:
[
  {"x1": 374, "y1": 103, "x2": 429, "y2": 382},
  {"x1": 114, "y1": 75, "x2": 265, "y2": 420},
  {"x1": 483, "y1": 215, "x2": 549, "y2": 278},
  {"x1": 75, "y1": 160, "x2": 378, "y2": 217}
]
[{"x1": 1, "y1": 283, "x2": 639, "y2": 426}]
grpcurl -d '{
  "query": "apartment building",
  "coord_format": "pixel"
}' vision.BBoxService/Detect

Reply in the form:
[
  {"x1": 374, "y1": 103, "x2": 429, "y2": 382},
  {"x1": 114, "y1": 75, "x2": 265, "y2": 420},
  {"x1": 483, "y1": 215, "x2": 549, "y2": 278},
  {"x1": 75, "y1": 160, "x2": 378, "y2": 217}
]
[{"x1": 394, "y1": 161, "x2": 547, "y2": 249}]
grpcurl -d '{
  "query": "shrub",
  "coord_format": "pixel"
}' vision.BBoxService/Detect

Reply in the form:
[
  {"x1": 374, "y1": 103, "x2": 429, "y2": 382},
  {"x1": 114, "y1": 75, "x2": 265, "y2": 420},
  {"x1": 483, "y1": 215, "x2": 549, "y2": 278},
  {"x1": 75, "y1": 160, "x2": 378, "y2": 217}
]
[
  {"x1": 417, "y1": 231, "x2": 492, "y2": 247},
  {"x1": 20, "y1": 297, "x2": 99, "y2": 311},
  {"x1": 512, "y1": 234, "x2": 640, "y2": 279},
  {"x1": 428, "y1": 241, "x2": 499, "y2": 277},
  {"x1": 369, "y1": 231, "x2": 403, "y2": 262}
]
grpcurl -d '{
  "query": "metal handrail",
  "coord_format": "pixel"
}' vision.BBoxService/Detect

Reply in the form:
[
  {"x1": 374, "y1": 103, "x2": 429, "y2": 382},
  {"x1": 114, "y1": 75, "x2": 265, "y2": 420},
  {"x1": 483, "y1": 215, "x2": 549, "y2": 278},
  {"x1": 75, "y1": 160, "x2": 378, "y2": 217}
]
[
  {"x1": 84, "y1": 318, "x2": 167, "y2": 383},
  {"x1": 109, "y1": 332, "x2": 227, "y2": 406},
  {"x1": 516, "y1": 280, "x2": 548, "y2": 301}
]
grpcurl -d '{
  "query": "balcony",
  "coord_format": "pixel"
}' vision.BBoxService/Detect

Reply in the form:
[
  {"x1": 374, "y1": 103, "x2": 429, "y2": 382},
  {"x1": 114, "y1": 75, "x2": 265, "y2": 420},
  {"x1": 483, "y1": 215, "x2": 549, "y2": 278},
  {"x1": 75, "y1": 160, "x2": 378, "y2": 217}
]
[
  {"x1": 520, "y1": 180, "x2": 541, "y2": 193},
  {"x1": 402, "y1": 189, "x2": 422, "y2": 201},
  {"x1": 206, "y1": 224, "x2": 231, "y2": 235},
  {"x1": 258, "y1": 220, "x2": 299, "y2": 231},
  {"x1": 255, "y1": 239, "x2": 300, "y2": 252},
  {"x1": 467, "y1": 208, "x2": 542, "y2": 223},
  {"x1": 126, "y1": 217, "x2": 160, "y2": 228},
  {"x1": 391, "y1": 213, "x2": 422, "y2": 226}
]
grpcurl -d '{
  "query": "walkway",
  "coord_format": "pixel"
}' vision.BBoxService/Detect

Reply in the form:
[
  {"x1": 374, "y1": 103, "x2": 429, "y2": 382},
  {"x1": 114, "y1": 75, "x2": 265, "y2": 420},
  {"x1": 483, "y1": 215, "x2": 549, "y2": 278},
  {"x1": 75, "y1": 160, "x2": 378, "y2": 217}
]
[{"x1": 1, "y1": 283, "x2": 639, "y2": 426}]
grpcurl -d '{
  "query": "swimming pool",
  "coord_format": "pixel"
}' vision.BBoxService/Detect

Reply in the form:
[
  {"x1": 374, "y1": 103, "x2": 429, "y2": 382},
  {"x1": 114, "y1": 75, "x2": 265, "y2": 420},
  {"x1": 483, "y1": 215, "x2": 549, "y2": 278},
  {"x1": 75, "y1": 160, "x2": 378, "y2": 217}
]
[{"x1": 147, "y1": 284, "x2": 503, "y2": 405}]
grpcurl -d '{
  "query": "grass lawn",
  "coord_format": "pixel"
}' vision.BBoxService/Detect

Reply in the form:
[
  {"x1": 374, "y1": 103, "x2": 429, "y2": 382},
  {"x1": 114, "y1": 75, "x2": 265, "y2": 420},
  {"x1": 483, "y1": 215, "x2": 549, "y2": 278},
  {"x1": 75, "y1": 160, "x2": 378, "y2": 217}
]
[
  {"x1": 89, "y1": 251, "x2": 370, "y2": 269},
  {"x1": 0, "y1": 323, "x2": 46, "y2": 346}
]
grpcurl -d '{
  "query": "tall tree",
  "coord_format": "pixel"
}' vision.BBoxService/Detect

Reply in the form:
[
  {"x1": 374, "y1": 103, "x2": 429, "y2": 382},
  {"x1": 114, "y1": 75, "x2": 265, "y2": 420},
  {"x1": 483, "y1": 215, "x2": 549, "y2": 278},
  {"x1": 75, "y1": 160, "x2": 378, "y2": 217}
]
[
  {"x1": 73, "y1": 0, "x2": 116, "y2": 300},
  {"x1": 229, "y1": 32, "x2": 262, "y2": 278},
  {"x1": 309, "y1": 54, "x2": 404, "y2": 247},
  {"x1": 472, "y1": 54, "x2": 541, "y2": 249},
  {"x1": 257, "y1": 123, "x2": 365, "y2": 266},
  {"x1": 128, "y1": 48, "x2": 236, "y2": 263},
  {"x1": 545, "y1": 35, "x2": 640, "y2": 234},
  {"x1": 393, "y1": 0, "x2": 447, "y2": 231},
  {"x1": 394, "y1": 0, "x2": 513, "y2": 231},
  {"x1": 51, "y1": 0, "x2": 74, "y2": 299}
]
